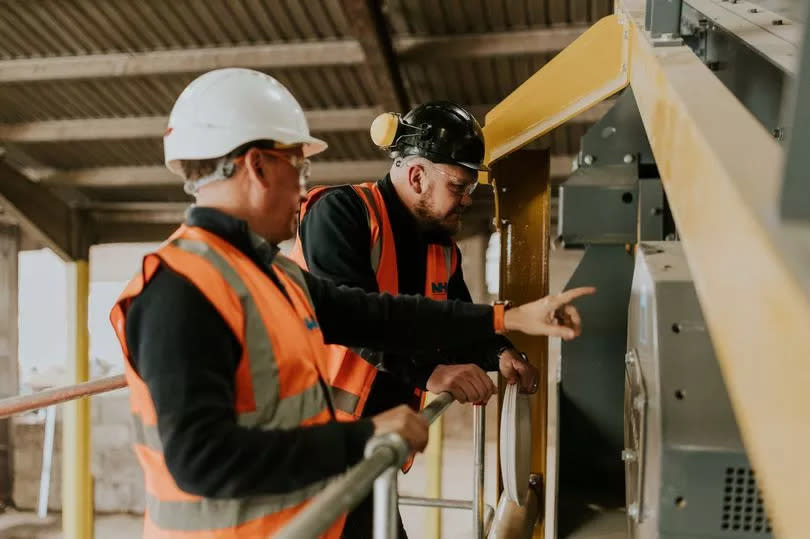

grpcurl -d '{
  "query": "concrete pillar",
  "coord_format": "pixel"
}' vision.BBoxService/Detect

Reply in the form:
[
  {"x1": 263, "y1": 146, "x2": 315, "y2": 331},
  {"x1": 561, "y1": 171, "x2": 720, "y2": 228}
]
[{"x1": 0, "y1": 223, "x2": 20, "y2": 504}]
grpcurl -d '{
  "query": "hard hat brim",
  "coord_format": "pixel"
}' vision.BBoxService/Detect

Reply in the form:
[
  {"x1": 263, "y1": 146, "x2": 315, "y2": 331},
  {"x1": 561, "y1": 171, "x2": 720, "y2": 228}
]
[
  {"x1": 165, "y1": 125, "x2": 328, "y2": 177},
  {"x1": 456, "y1": 160, "x2": 491, "y2": 173}
]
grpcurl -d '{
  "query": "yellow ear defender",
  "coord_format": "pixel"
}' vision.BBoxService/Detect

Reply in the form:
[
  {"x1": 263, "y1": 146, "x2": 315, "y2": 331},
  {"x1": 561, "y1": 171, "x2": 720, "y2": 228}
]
[{"x1": 370, "y1": 112, "x2": 401, "y2": 148}]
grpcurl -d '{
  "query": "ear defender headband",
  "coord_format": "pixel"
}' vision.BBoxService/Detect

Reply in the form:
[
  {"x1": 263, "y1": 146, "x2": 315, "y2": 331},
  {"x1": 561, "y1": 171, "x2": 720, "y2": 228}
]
[{"x1": 370, "y1": 112, "x2": 428, "y2": 149}]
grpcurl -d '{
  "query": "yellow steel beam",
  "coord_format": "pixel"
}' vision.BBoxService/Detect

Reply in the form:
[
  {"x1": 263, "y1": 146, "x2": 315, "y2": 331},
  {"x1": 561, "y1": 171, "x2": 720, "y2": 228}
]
[
  {"x1": 481, "y1": 14, "x2": 629, "y2": 171},
  {"x1": 617, "y1": 1, "x2": 810, "y2": 535},
  {"x1": 63, "y1": 260, "x2": 93, "y2": 539},
  {"x1": 493, "y1": 150, "x2": 550, "y2": 537}
]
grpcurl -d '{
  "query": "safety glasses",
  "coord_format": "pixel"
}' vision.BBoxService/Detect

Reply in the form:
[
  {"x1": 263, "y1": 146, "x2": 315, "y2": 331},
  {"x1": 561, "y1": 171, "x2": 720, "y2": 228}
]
[
  {"x1": 420, "y1": 161, "x2": 478, "y2": 198},
  {"x1": 235, "y1": 148, "x2": 311, "y2": 188}
]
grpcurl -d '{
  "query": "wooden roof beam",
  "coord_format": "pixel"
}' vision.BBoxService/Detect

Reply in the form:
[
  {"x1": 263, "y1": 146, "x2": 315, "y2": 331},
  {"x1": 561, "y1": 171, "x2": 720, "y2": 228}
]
[
  {"x1": 0, "y1": 41, "x2": 365, "y2": 83},
  {"x1": 0, "y1": 108, "x2": 383, "y2": 143},
  {"x1": 0, "y1": 159, "x2": 89, "y2": 260},
  {"x1": 37, "y1": 156, "x2": 578, "y2": 188},
  {"x1": 0, "y1": 102, "x2": 610, "y2": 144},
  {"x1": 38, "y1": 160, "x2": 395, "y2": 188}
]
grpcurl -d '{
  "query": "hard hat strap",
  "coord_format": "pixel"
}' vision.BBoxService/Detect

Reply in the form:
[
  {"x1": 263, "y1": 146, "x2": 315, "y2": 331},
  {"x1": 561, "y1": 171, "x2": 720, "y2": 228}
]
[{"x1": 183, "y1": 158, "x2": 237, "y2": 195}]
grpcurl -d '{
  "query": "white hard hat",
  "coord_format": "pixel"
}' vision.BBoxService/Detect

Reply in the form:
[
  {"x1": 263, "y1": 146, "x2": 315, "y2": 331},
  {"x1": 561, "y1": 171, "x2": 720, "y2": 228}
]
[{"x1": 164, "y1": 68, "x2": 327, "y2": 177}]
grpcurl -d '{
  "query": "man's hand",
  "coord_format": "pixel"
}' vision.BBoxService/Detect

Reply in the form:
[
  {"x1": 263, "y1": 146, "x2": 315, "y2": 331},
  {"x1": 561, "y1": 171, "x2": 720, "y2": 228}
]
[
  {"x1": 371, "y1": 405, "x2": 429, "y2": 452},
  {"x1": 504, "y1": 287, "x2": 596, "y2": 339},
  {"x1": 499, "y1": 348, "x2": 539, "y2": 394},
  {"x1": 426, "y1": 364, "x2": 497, "y2": 404}
]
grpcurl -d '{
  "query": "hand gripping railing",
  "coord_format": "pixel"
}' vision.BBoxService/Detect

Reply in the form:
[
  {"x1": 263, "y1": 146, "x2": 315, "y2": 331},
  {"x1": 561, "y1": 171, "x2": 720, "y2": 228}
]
[{"x1": 277, "y1": 392, "x2": 493, "y2": 539}]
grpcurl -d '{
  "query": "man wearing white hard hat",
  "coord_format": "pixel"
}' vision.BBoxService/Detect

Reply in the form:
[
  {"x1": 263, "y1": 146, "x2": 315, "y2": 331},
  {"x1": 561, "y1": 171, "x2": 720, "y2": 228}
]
[{"x1": 109, "y1": 68, "x2": 593, "y2": 538}]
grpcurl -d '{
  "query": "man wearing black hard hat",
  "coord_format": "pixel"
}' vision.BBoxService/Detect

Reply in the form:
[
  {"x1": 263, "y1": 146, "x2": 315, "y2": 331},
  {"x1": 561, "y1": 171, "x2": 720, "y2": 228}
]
[{"x1": 289, "y1": 102, "x2": 539, "y2": 537}]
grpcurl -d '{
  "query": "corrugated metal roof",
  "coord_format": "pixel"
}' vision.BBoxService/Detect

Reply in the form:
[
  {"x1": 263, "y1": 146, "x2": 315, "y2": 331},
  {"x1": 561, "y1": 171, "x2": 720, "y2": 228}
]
[
  {"x1": 0, "y1": 0, "x2": 351, "y2": 59},
  {"x1": 402, "y1": 53, "x2": 556, "y2": 105},
  {"x1": 78, "y1": 185, "x2": 190, "y2": 203},
  {"x1": 386, "y1": 0, "x2": 612, "y2": 34},
  {"x1": 0, "y1": 0, "x2": 612, "y2": 243}
]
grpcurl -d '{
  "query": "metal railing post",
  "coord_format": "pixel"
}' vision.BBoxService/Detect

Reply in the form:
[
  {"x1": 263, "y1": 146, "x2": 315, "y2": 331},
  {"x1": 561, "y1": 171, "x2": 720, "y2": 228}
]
[
  {"x1": 473, "y1": 403, "x2": 486, "y2": 539},
  {"x1": 37, "y1": 406, "x2": 57, "y2": 518},
  {"x1": 374, "y1": 467, "x2": 399, "y2": 539},
  {"x1": 365, "y1": 432, "x2": 408, "y2": 539}
]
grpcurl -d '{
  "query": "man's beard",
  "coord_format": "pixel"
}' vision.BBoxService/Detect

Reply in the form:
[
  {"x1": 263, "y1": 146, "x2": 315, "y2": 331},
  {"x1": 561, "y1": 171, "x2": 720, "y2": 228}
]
[{"x1": 414, "y1": 197, "x2": 462, "y2": 235}]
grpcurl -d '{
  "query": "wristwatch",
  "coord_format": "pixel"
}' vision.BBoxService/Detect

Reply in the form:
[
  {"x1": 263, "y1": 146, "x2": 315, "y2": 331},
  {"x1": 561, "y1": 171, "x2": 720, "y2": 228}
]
[{"x1": 497, "y1": 345, "x2": 529, "y2": 362}]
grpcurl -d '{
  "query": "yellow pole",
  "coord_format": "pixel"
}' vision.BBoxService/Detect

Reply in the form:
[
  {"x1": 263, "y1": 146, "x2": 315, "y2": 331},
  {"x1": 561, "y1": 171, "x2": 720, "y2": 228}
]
[
  {"x1": 493, "y1": 150, "x2": 551, "y2": 538},
  {"x1": 424, "y1": 392, "x2": 443, "y2": 538},
  {"x1": 63, "y1": 260, "x2": 93, "y2": 539}
]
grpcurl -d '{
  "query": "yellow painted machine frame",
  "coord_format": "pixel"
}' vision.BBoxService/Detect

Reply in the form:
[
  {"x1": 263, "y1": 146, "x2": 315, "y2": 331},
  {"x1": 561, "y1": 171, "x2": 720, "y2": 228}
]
[{"x1": 484, "y1": 1, "x2": 810, "y2": 537}]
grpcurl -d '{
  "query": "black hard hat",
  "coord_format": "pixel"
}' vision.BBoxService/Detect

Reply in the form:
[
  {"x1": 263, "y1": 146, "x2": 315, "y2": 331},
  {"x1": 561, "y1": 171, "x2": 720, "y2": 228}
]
[{"x1": 371, "y1": 101, "x2": 489, "y2": 172}]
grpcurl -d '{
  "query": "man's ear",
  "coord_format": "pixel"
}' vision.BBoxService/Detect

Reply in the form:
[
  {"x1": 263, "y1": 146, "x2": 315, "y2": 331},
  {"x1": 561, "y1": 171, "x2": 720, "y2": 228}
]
[
  {"x1": 244, "y1": 147, "x2": 270, "y2": 188},
  {"x1": 408, "y1": 163, "x2": 425, "y2": 195}
]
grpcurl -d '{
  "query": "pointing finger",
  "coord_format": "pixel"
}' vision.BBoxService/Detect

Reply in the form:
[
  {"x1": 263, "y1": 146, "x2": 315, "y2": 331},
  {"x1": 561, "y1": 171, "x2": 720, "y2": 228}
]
[{"x1": 551, "y1": 287, "x2": 596, "y2": 309}]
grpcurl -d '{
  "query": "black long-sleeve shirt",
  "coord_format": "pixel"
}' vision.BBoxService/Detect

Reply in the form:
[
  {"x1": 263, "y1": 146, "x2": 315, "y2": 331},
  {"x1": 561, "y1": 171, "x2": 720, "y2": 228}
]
[
  {"x1": 298, "y1": 175, "x2": 511, "y2": 417},
  {"x1": 124, "y1": 207, "x2": 503, "y2": 499}
]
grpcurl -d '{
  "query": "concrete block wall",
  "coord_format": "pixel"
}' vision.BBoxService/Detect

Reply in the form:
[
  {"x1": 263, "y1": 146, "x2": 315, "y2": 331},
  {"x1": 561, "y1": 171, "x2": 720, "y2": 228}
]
[
  {"x1": 12, "y1": 415, "x2": 62, "y2": 511},
  {"x1": 12, "y1": 390, "x2": 144, "y2": 513}
]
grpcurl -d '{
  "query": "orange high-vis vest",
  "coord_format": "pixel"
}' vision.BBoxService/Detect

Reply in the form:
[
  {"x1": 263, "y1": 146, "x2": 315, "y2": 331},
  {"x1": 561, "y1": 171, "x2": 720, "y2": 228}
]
[
  {"x1": 110, "y1": 225, "x2": 345, "y2": 539},
  {"x1": 289, "y1": 182, "x2": 458, "y2": 470}
]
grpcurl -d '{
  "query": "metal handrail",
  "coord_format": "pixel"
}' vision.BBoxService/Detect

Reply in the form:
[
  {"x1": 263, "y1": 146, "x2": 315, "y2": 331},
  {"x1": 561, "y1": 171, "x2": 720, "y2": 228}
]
[
  {"x1": 1, "y1": 378, "x2": 490, "y2": 537},
  {"x1": 473, "y1": 403, "x2": 485, "y2": 538},
  {"x1": 277, "y1": 393, "x2": 455, "y2": 539},
  {"x1": 278, "y1": 392, "x2": 494, "y2": 539},
  {"x1": 0, "y1": 374, "x2": 127, "y2": 419},
  {"x1": 399, "y1": 496, "x2": 495, "y2": 534}
]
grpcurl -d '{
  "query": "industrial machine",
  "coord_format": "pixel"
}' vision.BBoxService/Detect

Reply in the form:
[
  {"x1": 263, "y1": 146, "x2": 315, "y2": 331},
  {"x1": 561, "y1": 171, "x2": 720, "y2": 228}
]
[
  {"x1": 625, "y1": 242, "x2": 773, "y2": 538},
  {"x1": 482, "y1": 0, "x2": 808, "y2": 536}
]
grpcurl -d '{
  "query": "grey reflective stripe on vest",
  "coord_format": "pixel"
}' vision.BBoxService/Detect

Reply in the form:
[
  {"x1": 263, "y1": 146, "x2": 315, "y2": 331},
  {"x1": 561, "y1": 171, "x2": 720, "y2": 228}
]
[
  {"x1": 131, "y1": 386, "x2": 327, "y2": 449},
  {"x1": 270, "y1": 383, "x2": 330, "y2": 429},
  {"x1": 132, "y1": 415, "x2": 162, "y2": 452},
  {"x1": 441, "y1": 245, "x2": 454, "y2": 278},
  {"x1": 356, "y1": 186, "x2": 384, "y2": 274},
  {"x1": 266, "y1": 254, "x2": 339, "y2": 418},
  {"x1": 172, "y1": 238, "x2": 280, "y2": 427},
  {"x1": 330, "y1": 386, "x2": 361, "y2": 416},
  {"x1": 169, "y1": 239, "x2": 329, "y2": 428},
  {"x1": 271, "y1": 254, "x2": 316, "y2": 310},
  {"x1": 145, "y1": 476, "x2": 332, "y2": 531}
]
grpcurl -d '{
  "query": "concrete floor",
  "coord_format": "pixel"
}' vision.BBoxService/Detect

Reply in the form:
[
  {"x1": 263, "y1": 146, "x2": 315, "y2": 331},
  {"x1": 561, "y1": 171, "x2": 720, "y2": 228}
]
[{"x1": 0, "y1": 510, "x2": 142, "y2": 538}]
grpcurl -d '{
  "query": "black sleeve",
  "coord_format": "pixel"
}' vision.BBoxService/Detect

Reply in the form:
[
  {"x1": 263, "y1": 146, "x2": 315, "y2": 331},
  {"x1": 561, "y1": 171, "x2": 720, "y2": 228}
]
[
  {"x1": 443, "y1": 246, "x2": 513, "y2": 371},
  {"x1": 304, "y1": 269, "x2": 499, "y2": 352},
  {"x1": 125, "y1": 267, "x2": 374, "y2": 499}
]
